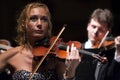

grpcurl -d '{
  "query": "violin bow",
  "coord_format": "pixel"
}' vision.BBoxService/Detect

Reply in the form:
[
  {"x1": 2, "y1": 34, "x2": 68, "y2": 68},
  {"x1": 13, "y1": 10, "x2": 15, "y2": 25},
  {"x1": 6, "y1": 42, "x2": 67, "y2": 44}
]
[
  {"x1": 94, "y1": 31, "x2": 110, "y2": 63},
  {"x1": 98, "y1": 31, "x2": 109, "y2": 48},
  {"x1": 29, "y1": 24, "x2": 66, "y2": 80}
]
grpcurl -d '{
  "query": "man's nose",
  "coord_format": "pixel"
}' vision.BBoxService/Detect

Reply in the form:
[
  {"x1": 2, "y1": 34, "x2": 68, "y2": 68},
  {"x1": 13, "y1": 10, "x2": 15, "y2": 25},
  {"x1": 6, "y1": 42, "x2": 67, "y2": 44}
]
[{"x1": 94, "y1": 28, "x2": 99, "y2": 36}]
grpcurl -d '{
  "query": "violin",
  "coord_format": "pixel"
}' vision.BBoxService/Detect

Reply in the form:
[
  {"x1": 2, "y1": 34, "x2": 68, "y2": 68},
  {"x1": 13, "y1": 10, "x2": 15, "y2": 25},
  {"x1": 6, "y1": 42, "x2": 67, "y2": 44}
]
[
  {"x1": 32, "y1": 35, "x2": 108, "y2": 63},
  {"x1": 92, "y1": 40, "x2": 115, "y2": 51},
  {"x1": 92, "y1": 31, "x2": 115, "y2": 50},
  {"x1": 32, "y1": 36, "x2": 82, "y2": 59}
]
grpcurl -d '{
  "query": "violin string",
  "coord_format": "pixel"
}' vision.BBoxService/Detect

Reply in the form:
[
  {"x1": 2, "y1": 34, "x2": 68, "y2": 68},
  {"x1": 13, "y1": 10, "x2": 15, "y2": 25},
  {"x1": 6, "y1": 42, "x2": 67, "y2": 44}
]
[
  {"x1": 98, "y1": 31, "x2": 109, "y2": 48},
  {"x1": 29, "y1": 25, "x2": 66, "y2": 80}
]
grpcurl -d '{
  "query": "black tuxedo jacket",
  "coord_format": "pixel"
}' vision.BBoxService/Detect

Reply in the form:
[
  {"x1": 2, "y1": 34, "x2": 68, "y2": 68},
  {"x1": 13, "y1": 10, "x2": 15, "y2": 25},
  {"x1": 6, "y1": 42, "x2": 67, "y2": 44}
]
[
  {"x1": 96, "y1": 50, "x2": 120, "y2": 80},
  {"x1": 75, "y1": 44, "x2": 120, "y2": 80}
]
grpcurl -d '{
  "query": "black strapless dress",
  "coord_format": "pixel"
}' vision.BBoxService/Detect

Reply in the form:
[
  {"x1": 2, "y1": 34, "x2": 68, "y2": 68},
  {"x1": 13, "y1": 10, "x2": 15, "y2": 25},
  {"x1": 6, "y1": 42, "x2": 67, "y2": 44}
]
[
  {"x1": 12, "y1": 70, "x2": 45, "y2": 80},
  {"x1": 12, "y1": 69, "x2": 58, "y2": 80}
]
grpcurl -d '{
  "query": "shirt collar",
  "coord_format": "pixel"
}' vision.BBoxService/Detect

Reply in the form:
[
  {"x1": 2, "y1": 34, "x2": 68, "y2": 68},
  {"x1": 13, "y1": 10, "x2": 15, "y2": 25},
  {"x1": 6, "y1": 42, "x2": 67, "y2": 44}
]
[{"x1": 84, "y1": 39, "x2": 93, "y2": 49}]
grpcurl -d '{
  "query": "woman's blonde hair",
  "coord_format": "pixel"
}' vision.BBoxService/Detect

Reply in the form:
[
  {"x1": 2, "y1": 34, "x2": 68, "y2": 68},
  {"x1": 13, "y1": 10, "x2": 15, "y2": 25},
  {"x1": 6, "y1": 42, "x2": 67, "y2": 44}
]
[{"x1": 16, "y1": 2, "x2": 52, "y2": 45}]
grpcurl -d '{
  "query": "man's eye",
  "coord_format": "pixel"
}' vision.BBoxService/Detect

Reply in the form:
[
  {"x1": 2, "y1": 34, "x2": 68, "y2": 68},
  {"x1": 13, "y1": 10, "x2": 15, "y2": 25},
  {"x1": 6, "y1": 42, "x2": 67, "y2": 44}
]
[
  {"x1": 29, "y1": 16, "x2": 38, "y2": 22},
  {"x1": 92, "y1": 25, "x2": 96, "y2": 28}
]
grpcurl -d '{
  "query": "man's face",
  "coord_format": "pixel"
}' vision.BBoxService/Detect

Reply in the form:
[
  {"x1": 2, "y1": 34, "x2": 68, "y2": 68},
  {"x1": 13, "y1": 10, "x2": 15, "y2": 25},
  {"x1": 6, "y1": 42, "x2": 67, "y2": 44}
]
[{"x1": 87, "y1": 19, "x2": 108, "y2": 43}]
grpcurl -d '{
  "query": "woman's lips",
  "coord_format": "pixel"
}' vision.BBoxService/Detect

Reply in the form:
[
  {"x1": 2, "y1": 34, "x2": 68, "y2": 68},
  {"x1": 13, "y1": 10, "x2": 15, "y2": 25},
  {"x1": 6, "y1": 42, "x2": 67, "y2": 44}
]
[{"x1": 35, "y1": 30, "x2": 43, "y2": 34}]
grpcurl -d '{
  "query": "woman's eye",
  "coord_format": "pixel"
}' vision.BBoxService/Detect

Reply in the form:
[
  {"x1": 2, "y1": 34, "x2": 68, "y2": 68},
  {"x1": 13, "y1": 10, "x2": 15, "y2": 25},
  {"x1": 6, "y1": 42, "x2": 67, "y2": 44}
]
[
  {"x1": 29, "y1": 16, "x2": 48, "y2": 22},
  {"x1": 29, "y1": 16, "x2": 38, "y2": 22},
  {"x1": 41, "y1": 16, "x2": 48, "y2": 22}
]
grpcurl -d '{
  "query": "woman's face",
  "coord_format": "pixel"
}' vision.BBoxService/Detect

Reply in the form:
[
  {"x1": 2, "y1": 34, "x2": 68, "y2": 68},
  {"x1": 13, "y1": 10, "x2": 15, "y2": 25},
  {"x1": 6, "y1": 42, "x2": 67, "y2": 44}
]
[
  {"x1": 87, "y1": 18, "x2": 108, "y2": 43},
  {"x1": 26, "y1": 7, "x2": 49, "y2": 40}
]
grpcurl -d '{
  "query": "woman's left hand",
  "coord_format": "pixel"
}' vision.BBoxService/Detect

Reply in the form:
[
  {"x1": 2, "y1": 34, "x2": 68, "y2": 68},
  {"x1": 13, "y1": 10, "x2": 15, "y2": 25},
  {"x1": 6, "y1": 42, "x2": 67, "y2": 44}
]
[
  {"x1": 115, "y1": 36, "x2": 120, "y2": 56},
  {"x1": 64, "y1": 43, "x2": 81, "y2": 79}
]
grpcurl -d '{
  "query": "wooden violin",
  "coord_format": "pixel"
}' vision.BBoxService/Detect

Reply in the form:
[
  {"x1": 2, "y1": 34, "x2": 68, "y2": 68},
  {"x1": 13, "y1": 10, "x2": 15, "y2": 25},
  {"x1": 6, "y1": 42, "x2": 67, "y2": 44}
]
[{"x1": 33, "y1": 37, "x2": 82, "y2": 59}]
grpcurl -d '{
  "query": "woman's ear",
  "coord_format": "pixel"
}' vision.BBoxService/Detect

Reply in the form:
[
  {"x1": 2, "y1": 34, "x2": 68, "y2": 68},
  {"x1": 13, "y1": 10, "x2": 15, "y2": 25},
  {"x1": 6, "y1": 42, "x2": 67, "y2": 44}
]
[
  {"x1": 21, "y1": 20, "x2": 27, "y2": 29},
  {"x1": 21, "y1": 24, "x2": 26, "y2": 31},
  {"x1": 22, "y1": 24, "x2": 24, "y2": 27}
]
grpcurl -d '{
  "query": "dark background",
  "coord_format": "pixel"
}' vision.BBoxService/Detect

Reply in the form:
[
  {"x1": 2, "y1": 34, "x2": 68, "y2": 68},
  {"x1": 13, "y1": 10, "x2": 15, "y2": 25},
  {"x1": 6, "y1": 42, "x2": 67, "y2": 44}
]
[{"x1": 0, "y1": 0, "x2": 120, "y2": 46}]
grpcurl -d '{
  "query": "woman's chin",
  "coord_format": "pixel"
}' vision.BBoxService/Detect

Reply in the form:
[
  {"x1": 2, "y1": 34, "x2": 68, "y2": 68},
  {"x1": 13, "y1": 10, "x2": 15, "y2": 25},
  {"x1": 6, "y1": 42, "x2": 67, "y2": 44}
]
[{"x1": 33, "y1": 34, "x2": 45, "y2": 38}]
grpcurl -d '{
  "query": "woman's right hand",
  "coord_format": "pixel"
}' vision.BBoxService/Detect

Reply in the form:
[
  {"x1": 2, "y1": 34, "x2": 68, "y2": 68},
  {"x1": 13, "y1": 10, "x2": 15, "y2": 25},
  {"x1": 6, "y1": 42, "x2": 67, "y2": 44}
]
[{"x1": 0, "y1": 46, "x2": 22, "y2": 71}]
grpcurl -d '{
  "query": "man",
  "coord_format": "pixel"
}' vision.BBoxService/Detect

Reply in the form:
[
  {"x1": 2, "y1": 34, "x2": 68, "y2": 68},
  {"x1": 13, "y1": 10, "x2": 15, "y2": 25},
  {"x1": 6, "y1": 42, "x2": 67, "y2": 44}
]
[{"x1": 64, "y1": 8, "x2": 120, "y2": 80}]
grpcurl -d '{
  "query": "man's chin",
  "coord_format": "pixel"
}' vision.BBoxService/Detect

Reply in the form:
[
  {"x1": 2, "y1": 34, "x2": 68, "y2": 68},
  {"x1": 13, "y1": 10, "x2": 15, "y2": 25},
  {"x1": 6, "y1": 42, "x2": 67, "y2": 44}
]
[{"x1": 91, "y1": 39, "x2": 98, "y2": 43}]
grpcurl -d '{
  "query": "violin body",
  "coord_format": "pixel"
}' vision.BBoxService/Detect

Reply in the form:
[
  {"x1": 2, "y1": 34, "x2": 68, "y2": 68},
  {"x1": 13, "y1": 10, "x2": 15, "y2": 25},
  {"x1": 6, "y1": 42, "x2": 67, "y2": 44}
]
[
  {"x1": 92, "y1": 40, "x2": 115, "y2": 51},
  {"x1": 32, "y1": 36, "x2": 82, "y2": 59}
]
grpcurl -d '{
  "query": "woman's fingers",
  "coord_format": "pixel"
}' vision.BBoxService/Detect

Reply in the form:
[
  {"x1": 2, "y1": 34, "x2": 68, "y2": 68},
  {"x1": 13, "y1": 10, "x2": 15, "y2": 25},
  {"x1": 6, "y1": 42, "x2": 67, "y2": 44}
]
[
  {"x1": 64, "y1": 43, "x2": 81, "y2": 78},
  {"x1": 66, "y1": 43, "x2": 81, "y2": 60},
  {"x1": 115, "y1": 36, "x2": 120, "y2": 54},
  {"x1": 115, "y1": 36, "x2": 120, "y2": 45},
  {"x1": 66, "y1": 43, "x2": 81, "y2": 67}
]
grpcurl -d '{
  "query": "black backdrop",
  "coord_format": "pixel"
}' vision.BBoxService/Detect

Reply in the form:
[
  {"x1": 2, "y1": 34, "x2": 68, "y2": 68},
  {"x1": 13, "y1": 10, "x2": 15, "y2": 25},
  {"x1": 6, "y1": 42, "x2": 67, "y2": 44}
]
[{"x1": 0, "y1": 0, "x2": 120, "y2": 46}]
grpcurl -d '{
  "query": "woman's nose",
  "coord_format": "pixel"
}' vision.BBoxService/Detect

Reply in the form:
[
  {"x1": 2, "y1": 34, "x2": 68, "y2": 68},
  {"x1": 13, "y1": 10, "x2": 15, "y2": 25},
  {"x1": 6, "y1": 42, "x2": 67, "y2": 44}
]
[
  {"x1": 36, "y1": 19, "x2": 42, "y2": 29},
  {"x1": 37, "y1": 19, "x2": 42, "y2": 25}
]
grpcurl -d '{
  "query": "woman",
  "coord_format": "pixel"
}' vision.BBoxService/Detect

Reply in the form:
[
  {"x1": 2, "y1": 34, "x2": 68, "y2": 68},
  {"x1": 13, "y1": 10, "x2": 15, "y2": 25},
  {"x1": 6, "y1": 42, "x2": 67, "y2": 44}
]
[{"x1": 2, "y1": 2, "x2": 65, "y2": 80}]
